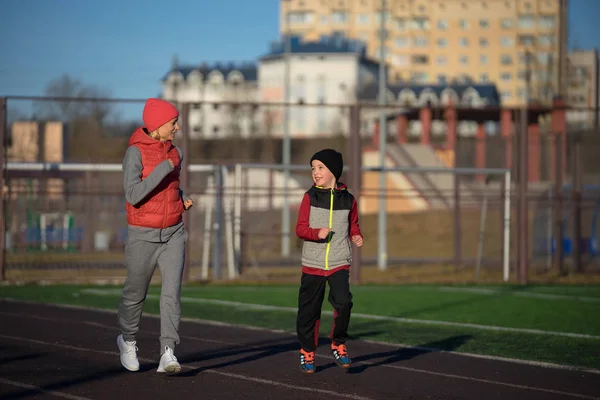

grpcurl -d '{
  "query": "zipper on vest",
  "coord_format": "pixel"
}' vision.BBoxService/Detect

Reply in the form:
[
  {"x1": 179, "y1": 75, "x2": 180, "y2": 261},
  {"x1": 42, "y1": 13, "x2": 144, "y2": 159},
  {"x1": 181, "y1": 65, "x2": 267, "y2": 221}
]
[{"x1": 324, "y1": 188, "x2": 334, "y2": 270}]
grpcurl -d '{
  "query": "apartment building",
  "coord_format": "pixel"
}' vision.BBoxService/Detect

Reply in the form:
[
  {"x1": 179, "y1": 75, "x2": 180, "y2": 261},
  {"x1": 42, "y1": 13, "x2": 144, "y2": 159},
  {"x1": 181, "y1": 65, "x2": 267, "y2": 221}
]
[
  {"x1": 280, "y1": 0, "x2": 568, "y2": 107},
  {"x1": 567, "y1": 49, "x2": 599, "y2": 129}
]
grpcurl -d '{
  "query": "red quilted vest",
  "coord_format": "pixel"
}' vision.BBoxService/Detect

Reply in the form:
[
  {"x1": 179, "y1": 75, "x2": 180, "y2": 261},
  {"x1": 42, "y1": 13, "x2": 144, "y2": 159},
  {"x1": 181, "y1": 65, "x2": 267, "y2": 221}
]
[{"x1": 125, "y1": 127, "x2": 184, "y2": 229}]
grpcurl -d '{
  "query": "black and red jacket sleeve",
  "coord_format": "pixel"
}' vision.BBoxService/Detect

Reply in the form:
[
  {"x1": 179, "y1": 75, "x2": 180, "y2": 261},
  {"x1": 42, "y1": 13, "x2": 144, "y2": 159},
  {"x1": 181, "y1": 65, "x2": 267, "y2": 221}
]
[
  {"x1": 296, "y1": 193, "x2": 321, "y2": 241},
  {"x1": 349, "y1": 197, "x2": 362, "y2": 239}
]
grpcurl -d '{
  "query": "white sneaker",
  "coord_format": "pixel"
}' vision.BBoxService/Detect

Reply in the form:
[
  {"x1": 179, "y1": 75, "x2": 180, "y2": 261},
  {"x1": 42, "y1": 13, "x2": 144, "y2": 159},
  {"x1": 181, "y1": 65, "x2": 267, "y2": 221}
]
[
  {"x1": 157, "y1": 346, "x2": 181, "y2": 374},
  {"x1": 117, "y1": 334, "x2": 139, "y2": 372}
]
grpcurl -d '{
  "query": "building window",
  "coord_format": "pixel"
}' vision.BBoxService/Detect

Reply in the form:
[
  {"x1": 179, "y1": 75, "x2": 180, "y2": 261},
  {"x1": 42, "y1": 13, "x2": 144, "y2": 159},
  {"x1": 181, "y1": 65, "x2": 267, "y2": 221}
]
[
  {"x1": 356, "y1": 14, "x2": 369, "y2": 24},
  {"x1": 295, "y1": 108, "x2": 306, "y2": 131},
  {"x1": 539, "y1": 15, "x2": 555, "y2": 29},
  {"x1": 413, "y1": 36, "x2": 429, "y2": 47},
  {"x1": 317, "y1": 108, "x2": 327, "y2": 131},
  {"x1": 500, "y1": 54, "x2": 513, "y2": 65},
  {"x1": 519, "y1": 15, "x2": 535, "y2": 28},
  {"x1": 518, "y1": 35, "x2": 535, "y2": 46},
  {"x1": 538, "y1": 52, "x2": 552, "y2": 64},
  {"x1": 376, "y1": 11, "x2": 392, "y2": 24},
  {"x1": 501, "y1": 36, "x2": 514, "y2": 47},
  {"x1": 437, "y1": 38, "x2": 448, "y2": 48},
  {"x1": 288, "y1": 11, "x2": 314, "y2": 23},
  {"x1": 459, "y1": 19, "x2": 470, "y2": 29},
  {"x1": 501, "y1": 18, "x2": 513, "y2": 28},
  {"x1": 479, "y1": 73, "x2": 489, "y2": 82},
  {"x1": 573, "y1": 67, "x2": 587, "y2": 78},
  {"x1": 438, "y1": 75, "x2": 447, "y2": 84},
  {"x1": 391, "y1": 54, "x2": 410, "y2": 67},
  {"x1": 320, "y1": 15, "x2": 328, "y2": 24},
  {"x1": 480, "y1": 38, "x2": 489, "y2": 47},
  {"x1": 395, "y1": 36, "x2": 409, "y2": 48},
  {"x1": 480, "y1": 19, "x2": 489, "y2": 28},
  {"x1": 436, "y1": 55, "x2": 448, "y2": 65},
  {"x1": 411, "y1": 72, "x2": 429, "y2": 83},
  {"x1": 460, "y1": 37, "x2": 469, "y2": 47},
  {"x1": 538, "y1": 34, "x2": 555, "y2": 46},
  {"x1": 502, "y1": 91, "x2": 512, "y2": 101},
  {"x1": 395, "y1": 18, "x2": 407, "y2": 31},
  {"x1": 437, "y1": 19, "x2": 448, "y2": 30},
  {"x1": 460, "y1": 55, "x2": 469, "y2": 65},
  {"x1": 519, "y1": 52, "x2": 535, "y2": 64},
  {"x1": 331, "y1": 11, "x2": 348, "y2": 23},
  {"x1": 412, "y1": 55, "x2": 429, "y2": 65},
  {"x1": 295, "y1": 75, "x2": 306, "y2": 100},
  {"x1": 500, "y1": 73, "x2": 512, "y2": 82},
  {"x1": 480, "y1": 55, "x2": 489, "y2": 64},
  {"x1": 518, "y1": 70, "x2": 528, "y2": 81},
  {"x1": 411, "y1": 17, "x2": 430, "y2": 30},
  {"x1": 317, "y1": 76, "x2": 327, "y2": 100}
]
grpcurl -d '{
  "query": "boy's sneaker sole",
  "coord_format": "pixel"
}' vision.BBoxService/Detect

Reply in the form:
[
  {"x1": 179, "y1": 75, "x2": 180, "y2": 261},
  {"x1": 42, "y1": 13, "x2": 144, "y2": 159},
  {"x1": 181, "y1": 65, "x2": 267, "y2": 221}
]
[
  {"x1": 331, "y1": 351, "x2": 351, "y2": 369},
  {"x1": 299, "y1": 365, "x2": 316, "y2": 374}
]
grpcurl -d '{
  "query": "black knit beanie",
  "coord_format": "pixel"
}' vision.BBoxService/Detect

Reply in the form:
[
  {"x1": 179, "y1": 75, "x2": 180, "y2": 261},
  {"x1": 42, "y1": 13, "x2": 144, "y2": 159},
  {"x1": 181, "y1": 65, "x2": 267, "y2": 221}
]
[{"x1": 310, "y1": 149, "x2": 344, "y2": 181}]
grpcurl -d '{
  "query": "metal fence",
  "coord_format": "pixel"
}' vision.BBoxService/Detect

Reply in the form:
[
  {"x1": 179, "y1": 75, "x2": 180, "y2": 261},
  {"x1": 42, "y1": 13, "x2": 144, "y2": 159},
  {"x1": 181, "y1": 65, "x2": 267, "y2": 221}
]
[{"x1": 1, "y1": 96, "x2": 599, "y2": 284}]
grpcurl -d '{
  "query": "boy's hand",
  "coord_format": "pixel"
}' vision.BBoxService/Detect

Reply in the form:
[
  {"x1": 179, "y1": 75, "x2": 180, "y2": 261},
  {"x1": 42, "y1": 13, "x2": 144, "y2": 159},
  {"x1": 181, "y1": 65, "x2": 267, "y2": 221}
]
[
  {"x1": 183, "y1": 199, "x2": 194, "y2": 210},
  {"x1": 317, "y1": 228, "x2": 331, "y2": 240},
  {"x1": 352, "y1": 235, "x2": 363, "y2": 247}
]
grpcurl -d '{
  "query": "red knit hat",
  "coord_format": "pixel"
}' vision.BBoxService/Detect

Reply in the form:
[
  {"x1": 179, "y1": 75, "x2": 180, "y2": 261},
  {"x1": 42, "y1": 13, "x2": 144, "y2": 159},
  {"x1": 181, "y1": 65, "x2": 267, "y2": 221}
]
[{"x1": 142, "y1": 98, "x2": 179, "y2": 132}]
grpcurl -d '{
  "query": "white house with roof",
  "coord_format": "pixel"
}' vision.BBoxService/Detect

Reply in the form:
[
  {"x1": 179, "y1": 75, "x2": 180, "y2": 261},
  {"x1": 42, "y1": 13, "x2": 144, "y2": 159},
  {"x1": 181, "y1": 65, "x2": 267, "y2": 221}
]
[
  {"x1": 161, "y1": 58, "x2": 259, "y2": 139},
  {"x1": 258, "y1": 34, "x2": 382, "y2": 138},
  {"x1": 159, "y1": 35, "x2": 502, "y2": 140}
]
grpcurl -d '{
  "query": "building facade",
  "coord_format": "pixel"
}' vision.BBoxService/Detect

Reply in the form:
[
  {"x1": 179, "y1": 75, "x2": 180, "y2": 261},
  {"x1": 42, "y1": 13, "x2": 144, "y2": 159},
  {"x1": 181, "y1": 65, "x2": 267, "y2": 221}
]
[
  {"x1": 566, "y1": 49, "x2": 599, "y2": 129},
  {"x1": 159, "y1": 35, "x2": 501, "y2": 140},
  {"x1": 280, "y1": 0, "x2": 568, "y2": 107},
  {"x1": 161, "y1": 59, "x2": 259, "y2": 139},
  {"x1": 258, "y1": 34, "x2": 381, "y2": 137}
]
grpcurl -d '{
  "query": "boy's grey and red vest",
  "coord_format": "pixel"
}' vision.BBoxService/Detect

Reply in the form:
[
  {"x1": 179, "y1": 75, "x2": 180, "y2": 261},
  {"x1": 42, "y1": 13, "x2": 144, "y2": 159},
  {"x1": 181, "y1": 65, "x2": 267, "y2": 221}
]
[{"x1": 296, "y1": 184, "x2": 361, "y2": 275}]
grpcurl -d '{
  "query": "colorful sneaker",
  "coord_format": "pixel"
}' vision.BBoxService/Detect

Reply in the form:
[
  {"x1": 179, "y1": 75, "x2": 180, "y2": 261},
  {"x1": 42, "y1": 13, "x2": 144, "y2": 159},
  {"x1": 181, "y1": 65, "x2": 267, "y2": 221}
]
[
  {"x1": 299, "y1": 349, "x2": 316, "y2": 374},
  {"x1": 331, "y1": 343, "x2": 351, "y2": 369}
]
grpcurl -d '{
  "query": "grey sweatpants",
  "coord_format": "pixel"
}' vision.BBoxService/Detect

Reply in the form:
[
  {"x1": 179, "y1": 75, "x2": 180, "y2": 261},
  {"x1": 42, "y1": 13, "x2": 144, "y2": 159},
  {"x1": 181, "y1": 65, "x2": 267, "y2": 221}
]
[{"x1": 117, "y1": 226, "x2": 187, "y2": 354}]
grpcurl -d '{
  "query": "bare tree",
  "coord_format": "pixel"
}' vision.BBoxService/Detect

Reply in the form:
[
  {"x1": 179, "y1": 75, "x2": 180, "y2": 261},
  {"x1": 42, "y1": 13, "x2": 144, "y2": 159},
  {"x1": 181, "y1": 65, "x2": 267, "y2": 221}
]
[{"x1": 33, "y1": 74, "x2": 113, "y2": 124}]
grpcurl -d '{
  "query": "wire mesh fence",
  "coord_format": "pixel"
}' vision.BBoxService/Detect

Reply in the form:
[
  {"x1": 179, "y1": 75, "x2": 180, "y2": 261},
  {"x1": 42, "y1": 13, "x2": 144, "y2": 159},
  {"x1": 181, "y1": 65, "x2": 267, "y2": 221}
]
[{"x1": 1, "y1": 96, "x2": 599, "y2": 283}]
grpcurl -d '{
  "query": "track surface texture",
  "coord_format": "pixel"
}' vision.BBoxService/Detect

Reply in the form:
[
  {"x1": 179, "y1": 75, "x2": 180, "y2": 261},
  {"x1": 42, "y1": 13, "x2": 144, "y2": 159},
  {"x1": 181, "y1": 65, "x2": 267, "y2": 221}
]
[{"x1": 0, "y1": 300, "x2": 599, "y2": 400}]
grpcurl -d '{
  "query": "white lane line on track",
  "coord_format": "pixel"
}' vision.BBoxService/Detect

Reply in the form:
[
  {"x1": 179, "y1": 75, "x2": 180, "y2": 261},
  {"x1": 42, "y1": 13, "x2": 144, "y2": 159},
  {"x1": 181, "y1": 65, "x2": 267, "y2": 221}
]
[
  {"x1": 0, "y1": 377, "x2": 92, "y2": 400},
  {"x1": 78, "y1": 289, "x2": 600, "y2": 340},
  {"x1": 1, "y1": 312, "x2": 600, "y2": 400},
  {"x1": 0, "y1": 334, "x2": 374, "y2": 400},
  {"x1": 2, "y1": 298, "x2": 600, "y2": 376}
]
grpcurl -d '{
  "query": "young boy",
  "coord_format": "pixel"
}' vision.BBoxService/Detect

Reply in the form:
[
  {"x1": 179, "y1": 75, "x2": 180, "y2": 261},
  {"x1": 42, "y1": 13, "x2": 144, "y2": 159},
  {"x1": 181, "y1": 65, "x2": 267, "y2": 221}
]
[{"x1": 295, "y1": 148, "x2": 363, "y2": 374}]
